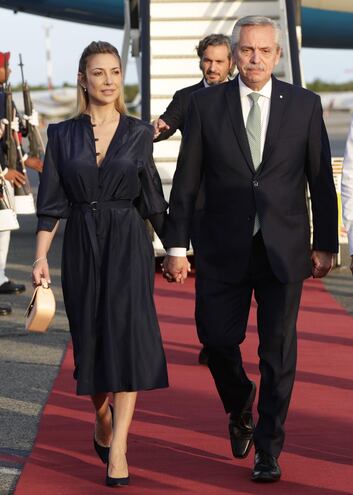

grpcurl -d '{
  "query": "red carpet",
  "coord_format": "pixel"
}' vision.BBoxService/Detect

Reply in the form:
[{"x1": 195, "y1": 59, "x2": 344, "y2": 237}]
[{"x1": 15, "y1": 274, "x2": 353, "y2": 495}]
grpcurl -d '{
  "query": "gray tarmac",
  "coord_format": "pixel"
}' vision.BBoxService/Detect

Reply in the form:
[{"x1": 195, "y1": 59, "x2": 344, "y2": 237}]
[{"x1": 0, "y1": 111, "x2": 353, "y2": 494}]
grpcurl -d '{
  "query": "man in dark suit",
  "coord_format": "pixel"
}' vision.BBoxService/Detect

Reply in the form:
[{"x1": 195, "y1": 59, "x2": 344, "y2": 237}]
[
  {"x1": 154, "y1": 33, "x2": 233, "y2": 141},
  {"x1": 163, "y1": 16, "x2": 338, "y2": 482},
  {"x1": 155, "y1": 34, "x2": 233, "y2": 365}
]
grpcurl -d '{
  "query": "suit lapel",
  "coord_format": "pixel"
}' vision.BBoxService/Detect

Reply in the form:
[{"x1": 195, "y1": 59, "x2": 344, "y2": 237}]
[
  {"x1": 225, "y1": 78, "x2": 255, "y2": 173},
  {"x1": 259, "y1": 76, "x2": 288, "y2": 170}
]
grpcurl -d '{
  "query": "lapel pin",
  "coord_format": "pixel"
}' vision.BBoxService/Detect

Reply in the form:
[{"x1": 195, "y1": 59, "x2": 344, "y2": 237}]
[{"x1": 280, "y1": 95, "x2": 283, "y2": 99}]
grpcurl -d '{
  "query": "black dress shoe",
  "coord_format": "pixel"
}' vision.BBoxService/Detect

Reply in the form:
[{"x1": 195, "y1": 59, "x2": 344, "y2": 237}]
[
  {"x1": 0, "y1": 303, "x2": 12, "y2": 315},
  {"x1": 0, "y1": 280, "x2": 26, "y2": 294},
  {"x1": 198, "y1": 346, "x2": 209, "y2": 366},
  {"x1": 106, "y1": 464, "x2": 130, "y2": 487},
  {"x1": 251, "y1": 450, "x2": 281, "y2": 482},
  {"x1": 94, "y1": 404, "x2": 114, "y2": 464},
  {"x1": 228, "y1": 381, "x2": 256, "y2": 458}
]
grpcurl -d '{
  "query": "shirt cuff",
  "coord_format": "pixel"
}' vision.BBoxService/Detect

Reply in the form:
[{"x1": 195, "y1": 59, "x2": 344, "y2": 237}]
[
  {"x1": 167, "y1": 247, "x2": 187, "y2": 256},
  {"x1": 348, "y1": 230, "x2": 353, "y2": 256}
]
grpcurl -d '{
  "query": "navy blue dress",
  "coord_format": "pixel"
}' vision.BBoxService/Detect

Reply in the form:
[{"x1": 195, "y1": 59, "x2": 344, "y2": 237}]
[{"x1": 37, "y1": 114, "x2": 169, "y2": 395}]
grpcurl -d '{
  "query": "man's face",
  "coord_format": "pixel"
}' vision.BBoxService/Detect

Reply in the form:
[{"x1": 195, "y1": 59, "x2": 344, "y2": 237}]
[
  {"x1": 200, "y1": 44, "x2": 232, "y2": 85},
  {"x1": 233, "y1": 25, "x2": 281, "y2": 90},
  {"x1": 0, "y1": 66, "x2": 10, "y2": 84}
]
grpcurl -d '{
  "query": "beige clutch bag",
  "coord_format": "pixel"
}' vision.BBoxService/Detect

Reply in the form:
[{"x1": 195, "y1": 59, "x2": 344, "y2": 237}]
[{"x1": 25, "y1": 282, "x2": 56, "y2": 332}]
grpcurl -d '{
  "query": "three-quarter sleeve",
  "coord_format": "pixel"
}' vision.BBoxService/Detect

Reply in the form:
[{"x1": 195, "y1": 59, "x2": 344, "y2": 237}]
[
  {"x1": 135, "y1": 155, "x2": 168, "y2": 239},
  {"x1": 36, "y1": 124, "x2": 70, "y2": 232}
]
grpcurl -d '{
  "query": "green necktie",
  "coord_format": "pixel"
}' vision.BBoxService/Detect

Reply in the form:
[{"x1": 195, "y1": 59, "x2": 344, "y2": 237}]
[
  {"x1": 246, "y1": 92, "x2": 261, "y2": 169},
  {"x1": 246, "y1": 92, "x2": 261, "y2": 234}
]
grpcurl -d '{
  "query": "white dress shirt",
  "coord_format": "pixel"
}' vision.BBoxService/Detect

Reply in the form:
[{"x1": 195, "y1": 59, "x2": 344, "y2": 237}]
[
  {"x1": 168, "y1": 77, "x2": 272, "y2": 257},
  {"x1": 341, "y1": 115, "x2": 353, "y2": 256}
]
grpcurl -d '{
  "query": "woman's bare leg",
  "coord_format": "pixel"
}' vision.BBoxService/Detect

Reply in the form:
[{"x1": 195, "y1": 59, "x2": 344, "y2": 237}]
[
  {"x1": 108, "y1": 391, "x2": 137, "y2": 478},
  {"x1": 91, "y1": 393, "x2": 113, "y2": 447}
]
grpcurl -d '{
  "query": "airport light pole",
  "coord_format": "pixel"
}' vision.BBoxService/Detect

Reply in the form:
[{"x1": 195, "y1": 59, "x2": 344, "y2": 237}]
[{"x1": 43, "y1": 25, "x2": 53, "y2": 90}]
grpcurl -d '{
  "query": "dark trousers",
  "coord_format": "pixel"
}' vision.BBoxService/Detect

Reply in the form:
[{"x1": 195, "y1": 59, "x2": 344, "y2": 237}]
[{"x1": 195, "y1": 232, "x2": 303, "y2": 457}]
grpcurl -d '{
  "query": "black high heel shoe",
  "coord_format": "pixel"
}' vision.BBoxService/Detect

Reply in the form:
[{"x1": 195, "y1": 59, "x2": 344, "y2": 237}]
[
  {"x1": 106, "y1": 463, "x2": 130, "y2": 487},
  {"x1": 93, "y1": 403, "x2": 114, "y2": 464}
]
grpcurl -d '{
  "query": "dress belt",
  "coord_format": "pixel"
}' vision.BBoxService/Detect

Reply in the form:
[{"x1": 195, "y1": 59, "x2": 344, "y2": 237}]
[
  {"x1": 71, "y1": 200, "x2": 133, "y2": 316},
  {"x1": 72, "y1": 199, "x2": 132, "y2": 212}
]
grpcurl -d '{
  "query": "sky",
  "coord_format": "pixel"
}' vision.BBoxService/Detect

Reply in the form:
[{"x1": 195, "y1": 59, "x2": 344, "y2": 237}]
[{"x1": 1, "y1": 7, "x2": 353, "y2": 87}]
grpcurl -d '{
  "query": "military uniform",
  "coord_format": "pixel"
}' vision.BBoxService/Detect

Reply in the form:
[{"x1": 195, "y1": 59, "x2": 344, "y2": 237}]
[{"x1": 0, "y1": 51, "x2": 25, "y2": 314}]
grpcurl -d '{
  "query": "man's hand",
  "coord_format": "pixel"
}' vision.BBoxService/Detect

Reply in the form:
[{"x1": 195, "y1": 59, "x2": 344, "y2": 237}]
[
  {"x1": 4, "y1": 169, "x2": 26, "y2": 187},
  {"x1": 153, "y1": 118, "x2": 170, "y2": 139},
  {"x1": 311, "y1": 250, "x2": 334, "y2": 278},
  {"x1": 162, "y1": 255, "x2": 190, "y2": 284},
  {"x1": 25, "y1": 156, "x2": 43, "y2": 172}
]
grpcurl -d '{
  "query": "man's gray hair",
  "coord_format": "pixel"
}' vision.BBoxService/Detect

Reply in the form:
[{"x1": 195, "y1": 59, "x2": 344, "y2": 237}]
[{"x1": 231, "y1": 15, "x2": 282, "y2": 49}]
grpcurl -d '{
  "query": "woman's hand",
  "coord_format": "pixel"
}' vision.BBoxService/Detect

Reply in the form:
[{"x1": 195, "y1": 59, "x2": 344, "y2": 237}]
[{"x1": 32, "y1": 257, "x2": 51, "y2": 287}]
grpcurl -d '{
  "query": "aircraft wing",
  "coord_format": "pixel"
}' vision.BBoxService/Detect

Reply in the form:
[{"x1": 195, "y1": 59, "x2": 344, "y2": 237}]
[{"x1": 0, "y1": 0, "x2": 125, "y2": 28}]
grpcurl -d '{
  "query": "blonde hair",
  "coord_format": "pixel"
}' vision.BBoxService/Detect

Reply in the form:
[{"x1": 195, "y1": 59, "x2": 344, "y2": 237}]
[{"x1": 76, "y1": 41, "x2": 127, "y2": 116}]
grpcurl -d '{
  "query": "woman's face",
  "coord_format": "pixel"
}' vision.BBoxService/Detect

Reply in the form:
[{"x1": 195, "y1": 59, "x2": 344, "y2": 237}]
[{"x1": 80, "y1": 53, "x2": 122, "y2": 106}]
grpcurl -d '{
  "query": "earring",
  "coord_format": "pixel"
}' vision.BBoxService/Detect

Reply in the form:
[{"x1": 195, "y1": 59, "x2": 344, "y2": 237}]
[{"x1": 82, "y1": 86, "x2": 87, "y2": 92}]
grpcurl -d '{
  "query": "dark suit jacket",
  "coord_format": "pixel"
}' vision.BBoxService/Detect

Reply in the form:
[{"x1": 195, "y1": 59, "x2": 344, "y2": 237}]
[
  {"x1": 165, "y1": 76, "x2": 338, "y2": 284},
  {"x1": 154, "y1": 80, "x2": 204, "y2": 142}
]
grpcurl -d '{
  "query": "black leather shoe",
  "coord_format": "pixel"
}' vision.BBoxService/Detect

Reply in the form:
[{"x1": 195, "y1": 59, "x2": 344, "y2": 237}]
[
  {"x1": 94, "y1": 404, "x2": 114, "y2": 464},
  {"x1": 251, "y1": 450, "x2": 281, "y2": 482},
  {"x1": 0, "y1": 280, "x2": 26, "y2": 294},
  {"x1": 106, "y1": 464, "x2": 130, "y2": 487},
  {"x1": 198, "y1": 346, "x2": 209, "y2": 366},
  {"x1": 0, "y1": 303, "x2": 12, "y2": 315},
  {"x1": 228, "y1": 381, "x2": 256, "y2": 458}
]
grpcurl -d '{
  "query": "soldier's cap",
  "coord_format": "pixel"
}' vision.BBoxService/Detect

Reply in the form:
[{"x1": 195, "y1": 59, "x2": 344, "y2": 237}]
[{"x1": 0, "y1": 52, "x2": 10, "y2": 69}]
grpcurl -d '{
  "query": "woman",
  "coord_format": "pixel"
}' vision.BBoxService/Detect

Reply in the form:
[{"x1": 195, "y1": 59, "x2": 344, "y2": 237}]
[{"x1": 32, "y1": 41, "x2": 169, "y2": 487}]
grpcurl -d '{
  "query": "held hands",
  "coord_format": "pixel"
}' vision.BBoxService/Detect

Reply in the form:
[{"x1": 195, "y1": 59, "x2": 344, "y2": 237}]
[
  {"x1": 153, "y1": 118, "x2": 170, "y2": 139},
  {"x1": 32, "y1": 257, "x2": 51, "y2": 287},
  {"x1": 161, "y1": 255, "x2": 191, "y2": 284},
  {"x1": 311, "y1": 250, "x2": 334, "y2": 278}
]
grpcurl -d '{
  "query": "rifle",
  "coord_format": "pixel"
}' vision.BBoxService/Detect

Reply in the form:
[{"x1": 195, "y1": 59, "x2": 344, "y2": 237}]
[
  {"x1": 4, "y1": 83, "x2": 18, "y2": 172},
  {"x1": 4, "y1": 83, "x2": 32, "y2": 198},
  {"x1": 18, "y1": 54, "x2": 45, "y2": 159}
]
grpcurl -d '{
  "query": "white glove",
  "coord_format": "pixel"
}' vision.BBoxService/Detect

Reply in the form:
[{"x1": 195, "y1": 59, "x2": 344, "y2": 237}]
[
  {"x1": 0, "y1": 117, "x2": 19, "y2": 134},
  {"x1": 0, "y1": 120, "x2": 5, "y2": 139},
  {"x1": 24, "y1": 110, "x2": 39, "y2": 127},
  {"x1": 11, "y1": 116, "x2": 20, "y2": 133}
]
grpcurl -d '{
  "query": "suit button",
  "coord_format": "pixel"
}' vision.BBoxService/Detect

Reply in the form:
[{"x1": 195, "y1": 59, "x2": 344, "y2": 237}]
[{"x1": 253, "y1": 180, "x2": 259, "y2": 187}]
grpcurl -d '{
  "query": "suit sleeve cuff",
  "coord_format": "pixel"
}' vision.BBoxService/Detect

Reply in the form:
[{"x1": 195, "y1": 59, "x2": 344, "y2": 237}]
[{"x1": 167, "y1": 247, "x2": 187, "y2": 256}]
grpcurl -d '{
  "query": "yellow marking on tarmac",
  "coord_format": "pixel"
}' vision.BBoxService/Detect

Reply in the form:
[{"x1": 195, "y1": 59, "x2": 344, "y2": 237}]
[{"x1": 0, "y1": 397, "x2": 41, "y2": 416}]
